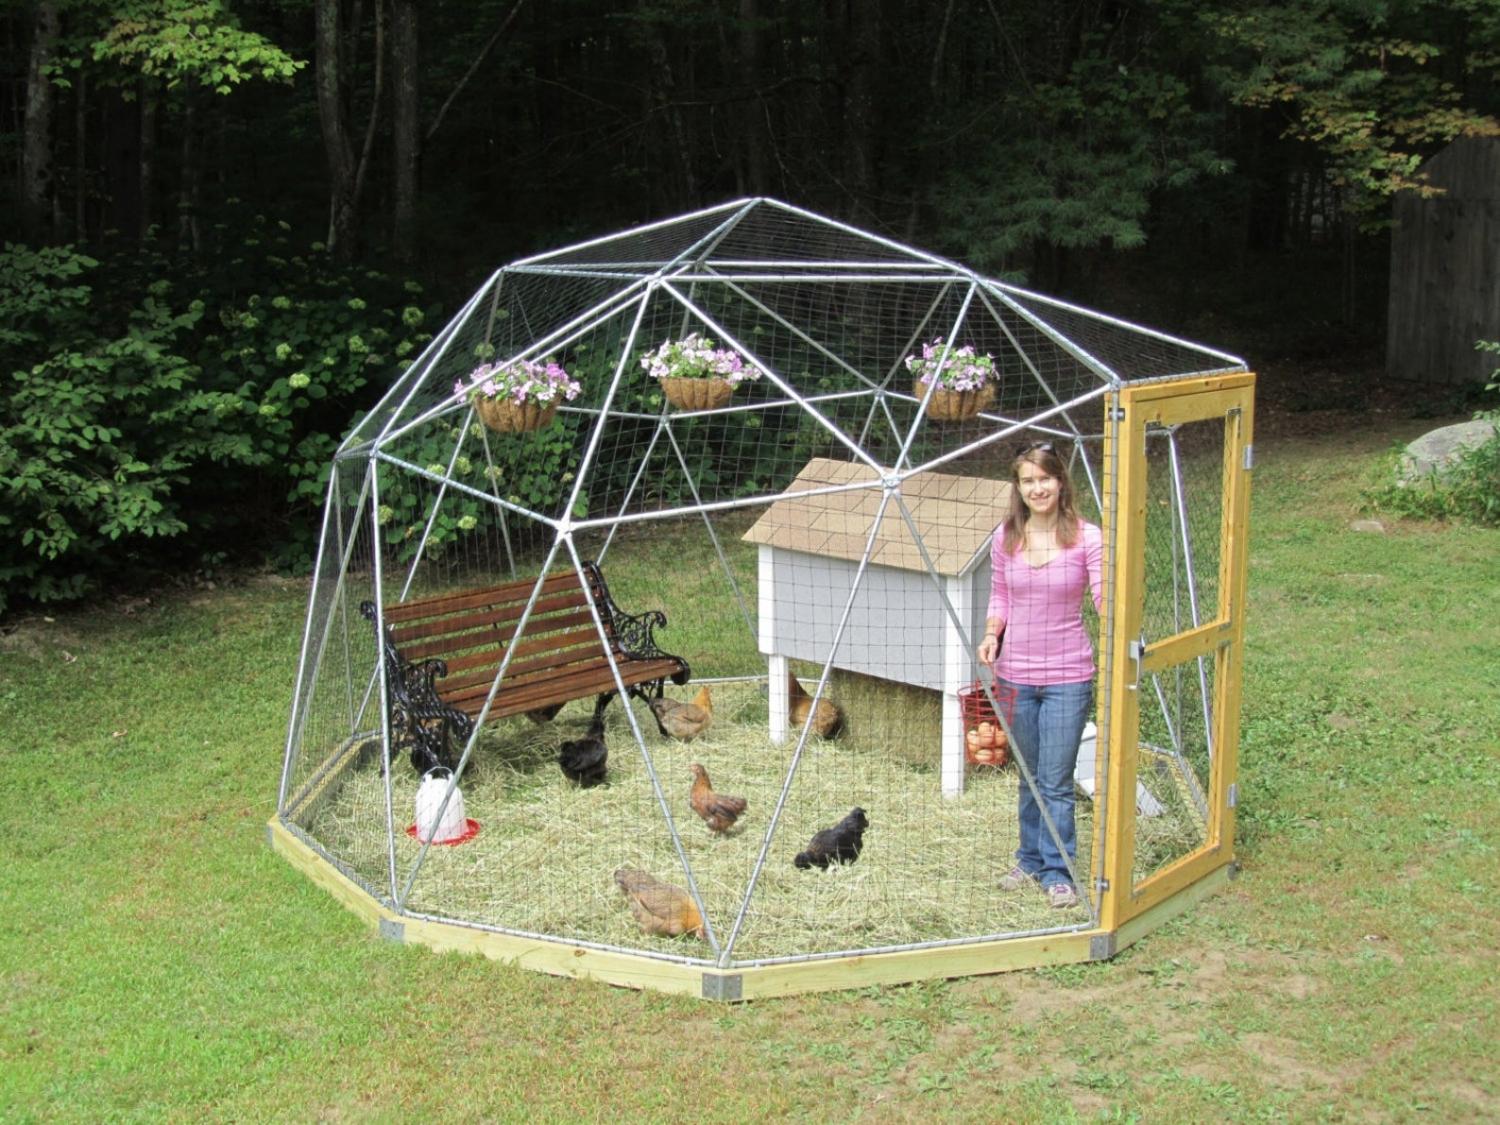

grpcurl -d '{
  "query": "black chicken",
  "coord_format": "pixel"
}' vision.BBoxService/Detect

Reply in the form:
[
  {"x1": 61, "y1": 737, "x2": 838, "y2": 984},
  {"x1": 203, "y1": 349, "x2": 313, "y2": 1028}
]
[
  {"x1": 557, "y1": 696, "x2": 611, "y2": 787},
  {"x1": 794, "y1": 807, "x2": 868, "y2": 869}
]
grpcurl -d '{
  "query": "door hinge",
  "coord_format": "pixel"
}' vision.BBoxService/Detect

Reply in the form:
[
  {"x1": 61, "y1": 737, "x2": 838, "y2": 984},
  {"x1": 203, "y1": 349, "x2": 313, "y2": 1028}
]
[
  {"x1": 1243, "y1": 444, "x2": 1255, "y2": 471},
  {"x1": 1227, "y1": 783, "x2": 1238, "y2": 808},
  {"x1": 1127, "y1": 636, "x2": 1146, "y2": 691}
]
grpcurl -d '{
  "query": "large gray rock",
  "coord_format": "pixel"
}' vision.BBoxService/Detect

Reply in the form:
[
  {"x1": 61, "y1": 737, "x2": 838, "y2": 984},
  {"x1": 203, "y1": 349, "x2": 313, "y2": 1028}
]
[{"x1": 1399, "y1": 419, "x2": 1498, "y2": 482}]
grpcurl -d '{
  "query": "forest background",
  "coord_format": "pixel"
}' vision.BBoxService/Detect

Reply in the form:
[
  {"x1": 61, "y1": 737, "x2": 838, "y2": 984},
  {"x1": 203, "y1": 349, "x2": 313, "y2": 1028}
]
[{"x1": 3, "y1": 0, "x2": 1498, "y2": 614}]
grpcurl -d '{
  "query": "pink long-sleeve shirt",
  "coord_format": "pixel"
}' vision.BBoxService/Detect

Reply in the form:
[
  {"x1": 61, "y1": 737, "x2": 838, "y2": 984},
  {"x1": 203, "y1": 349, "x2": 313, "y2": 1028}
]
[{"x1": 986, "y1": 520, "x2": 1104, "y2": 686}]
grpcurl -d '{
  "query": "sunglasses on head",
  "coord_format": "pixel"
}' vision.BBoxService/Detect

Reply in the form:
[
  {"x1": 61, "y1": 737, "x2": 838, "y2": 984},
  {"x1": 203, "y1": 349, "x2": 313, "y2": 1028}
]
[{"x1": 1020, "y1": 440, "x2": 1055, "y2": 455}]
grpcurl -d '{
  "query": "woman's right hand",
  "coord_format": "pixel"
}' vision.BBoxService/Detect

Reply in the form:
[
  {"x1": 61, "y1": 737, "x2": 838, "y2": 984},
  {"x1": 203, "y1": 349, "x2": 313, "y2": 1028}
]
[{"x1": 977, "y1": 633, "x2": 999, "y2": 666}]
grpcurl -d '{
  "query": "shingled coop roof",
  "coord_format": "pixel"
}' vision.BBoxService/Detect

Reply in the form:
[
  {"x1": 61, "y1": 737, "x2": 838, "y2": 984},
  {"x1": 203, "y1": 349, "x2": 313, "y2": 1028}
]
[{"x1": 742, "y1": 457, "x2": 1013, "y2": 577}]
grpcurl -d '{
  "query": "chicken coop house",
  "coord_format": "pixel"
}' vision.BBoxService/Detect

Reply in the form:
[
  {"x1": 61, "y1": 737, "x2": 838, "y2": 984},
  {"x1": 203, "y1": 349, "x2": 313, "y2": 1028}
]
[
  {"x1": 271, "y1": 198, "x2": 1255, "y2": 1000},
  {"x1": 744, "y1": 456, "x2": 1010, "y2": 797}
]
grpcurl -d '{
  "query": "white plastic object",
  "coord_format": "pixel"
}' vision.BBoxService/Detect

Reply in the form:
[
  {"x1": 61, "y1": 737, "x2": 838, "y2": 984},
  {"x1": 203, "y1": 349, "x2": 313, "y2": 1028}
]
[
  {"x1": 1073, "y1": 722, "x2": 1165, "y2": 818},
  {"x1": 414, "y1": 768, "x2": 468, "y2": 843}
]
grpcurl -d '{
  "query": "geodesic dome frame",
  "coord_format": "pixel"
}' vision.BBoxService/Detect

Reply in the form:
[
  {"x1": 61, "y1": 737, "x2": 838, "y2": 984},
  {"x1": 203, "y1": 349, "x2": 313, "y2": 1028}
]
[{"x1": 271, "y1": 198, "x2": 1254, "y2": 1000}]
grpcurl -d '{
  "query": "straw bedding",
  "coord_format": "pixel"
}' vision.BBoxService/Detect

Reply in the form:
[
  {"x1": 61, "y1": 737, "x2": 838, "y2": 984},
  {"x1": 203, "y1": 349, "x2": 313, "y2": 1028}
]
[{"x1": 305, "y1": 676, "x2": 1199, "y2": 962}]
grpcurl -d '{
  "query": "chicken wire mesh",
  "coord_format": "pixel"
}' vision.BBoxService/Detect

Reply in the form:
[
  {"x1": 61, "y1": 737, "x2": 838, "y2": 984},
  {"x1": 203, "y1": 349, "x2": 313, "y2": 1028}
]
[
  {"x1": 1129, "y1": 419, "x2": 1230, "y2": 886},
  {"x1": 276, "y1": 198, "x2": 1248, "y2": 974}
]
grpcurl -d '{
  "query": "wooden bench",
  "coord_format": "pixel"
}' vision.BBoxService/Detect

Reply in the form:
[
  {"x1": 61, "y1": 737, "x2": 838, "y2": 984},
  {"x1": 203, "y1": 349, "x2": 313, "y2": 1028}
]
[{"x1": 360, "y1": 560, "x2": 690, "y2": 773}]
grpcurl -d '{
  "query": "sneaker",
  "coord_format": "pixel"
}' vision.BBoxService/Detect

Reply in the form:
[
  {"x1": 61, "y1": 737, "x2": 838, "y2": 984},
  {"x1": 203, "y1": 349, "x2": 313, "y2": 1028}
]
[
  {"x1": 998, "y1": 864, "x2": 1037, "y2": 891},
  {"x1": 1046, "y1": 882, "x2": 1080, "y2": 909}
]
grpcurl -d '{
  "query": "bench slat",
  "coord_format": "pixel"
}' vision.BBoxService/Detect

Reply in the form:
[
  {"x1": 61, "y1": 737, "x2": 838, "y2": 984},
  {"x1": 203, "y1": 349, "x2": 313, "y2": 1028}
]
[
  {"x1": 441, "y1": 650, "x2": 614, "y2": 703},
  {"x1": 382, "y1": 570, "x2": 585, "y2": 624},
  {"x1": 443, "y1": 657, "x2": 686, "y2": 719},
  {"x1": 433, "y1": 624, "x2": 607, "y2": 679},
  {"x1": 397, "y1": 609, "x2": 598, "y2": 664},
  {"x1": 438, "y1": 642, "x2": 612, "y2": 694},
  {"x1": 390, "y1": 589, "x2": 591, "y2": 648}
]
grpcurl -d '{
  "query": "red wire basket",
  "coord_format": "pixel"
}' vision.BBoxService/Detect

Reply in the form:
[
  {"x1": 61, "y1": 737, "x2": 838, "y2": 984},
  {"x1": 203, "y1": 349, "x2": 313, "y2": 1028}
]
[{"x1": 959, "y1": 680, "x2": 1013, "y2": 768}]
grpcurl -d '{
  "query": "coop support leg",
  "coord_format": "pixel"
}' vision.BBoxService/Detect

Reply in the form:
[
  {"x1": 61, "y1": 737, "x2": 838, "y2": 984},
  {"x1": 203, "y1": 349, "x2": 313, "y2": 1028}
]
[
  {"x1": 939, "y1": 572, "x2": 972, "y2": 799},
  {"x1": 941, "y1": 690, "x2": 965, "y2": 798},
  {"x1": 768, "y1": 653, "x2": 789, "y2": 744}
]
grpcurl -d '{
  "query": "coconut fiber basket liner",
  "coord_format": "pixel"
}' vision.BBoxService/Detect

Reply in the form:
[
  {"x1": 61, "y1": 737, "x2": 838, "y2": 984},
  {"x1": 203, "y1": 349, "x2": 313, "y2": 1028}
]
[
  {"x1": 476, "y1": 396, "x2": 560, "y2": 433},
  {"x1": 916, "y1": 380, "x2": 997, "y2": 422},
  {"x1": 661, "y1": 377, "x2": 735, "y2": 411}
]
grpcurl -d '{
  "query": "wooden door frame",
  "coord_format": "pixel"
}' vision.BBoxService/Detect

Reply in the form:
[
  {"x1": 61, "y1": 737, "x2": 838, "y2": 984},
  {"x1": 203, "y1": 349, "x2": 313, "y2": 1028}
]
[{"x1": 1096, "y1": 372, "x2": 1255, "y2": 932}]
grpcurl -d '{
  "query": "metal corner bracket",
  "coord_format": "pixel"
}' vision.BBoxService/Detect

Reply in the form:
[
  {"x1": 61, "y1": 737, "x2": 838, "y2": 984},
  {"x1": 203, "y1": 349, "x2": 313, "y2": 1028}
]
[
  {"x1": 379, "y1": 918, "x2": 406, "y2": 943},
  {"x1": 701, "y1": 972, "x2": 743, "y2": 1001}
]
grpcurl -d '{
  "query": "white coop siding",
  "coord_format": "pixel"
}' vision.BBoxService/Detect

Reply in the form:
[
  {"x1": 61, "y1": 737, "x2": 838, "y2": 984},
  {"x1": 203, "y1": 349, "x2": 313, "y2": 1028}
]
[{"x1": 758, "y1": 545, "x2": 990, "y2": 693}]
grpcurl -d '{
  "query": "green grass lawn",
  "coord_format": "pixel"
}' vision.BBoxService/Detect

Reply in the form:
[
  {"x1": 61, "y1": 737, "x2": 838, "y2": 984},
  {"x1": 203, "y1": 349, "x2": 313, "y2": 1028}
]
[{"x1": 2, "y1": 416, "x2": 1497, "y2": 1122}]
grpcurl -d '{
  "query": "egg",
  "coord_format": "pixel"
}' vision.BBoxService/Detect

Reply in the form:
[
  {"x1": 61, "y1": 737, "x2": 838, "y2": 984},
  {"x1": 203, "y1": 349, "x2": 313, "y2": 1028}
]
[{"x1": 976, "y1": 721, "x2": 996, "y2": 749}]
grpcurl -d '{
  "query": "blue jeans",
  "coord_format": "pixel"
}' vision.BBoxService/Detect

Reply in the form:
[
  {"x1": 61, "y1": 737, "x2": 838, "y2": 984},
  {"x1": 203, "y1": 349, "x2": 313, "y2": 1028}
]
[{"x1": 1000, "y1": 677, "x2": 1094, "y2": 890}]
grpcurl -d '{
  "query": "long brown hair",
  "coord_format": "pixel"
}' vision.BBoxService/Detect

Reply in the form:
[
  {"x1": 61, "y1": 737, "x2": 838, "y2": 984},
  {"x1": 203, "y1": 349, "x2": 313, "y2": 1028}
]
[{"x1": 1001, "y1": 442, "x2": 1082, "y2": 553}]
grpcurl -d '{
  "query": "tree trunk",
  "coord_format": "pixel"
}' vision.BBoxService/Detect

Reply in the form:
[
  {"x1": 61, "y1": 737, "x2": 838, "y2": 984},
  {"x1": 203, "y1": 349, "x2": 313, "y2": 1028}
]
[
  {"x1": 929, "y1": 0, "x2": 956, "y2": 94},
  {"x1": 845, "y1": 0, "x2": 880, "y2": 203},
  {"x1": 738, "y1": 0, "x2": 766, "y2": 195},
  {"x1": 821, "y1": 0, "x2": 844, "y2": 176},
  {"x1": 139, "y1": 83, "x2": 157, "y2": 243},
  {"x1": 823, "y1": 0, "x2": 880, "y2": 211},
  {"x1": 177, "y1": 94, "x2": 202, "y2": 254},
  {"x1": 1341, "y1": 210, "x2": 1357, "y2": 328},
  {"x1": 392, "y1": 0, "x2": 419, "y2": 263},
  {"x1": 21, "y1": 2, "x2": 60, "y2": 241},
  {"x1": 73, "y1": 71, "x2": 87, "y2": 242},
  {"x1": 640, "y1": 7, "x2": 694, "y2": 210},
  {"x1": 316, "y1": 0, "x2": 359, "y2": 259}
]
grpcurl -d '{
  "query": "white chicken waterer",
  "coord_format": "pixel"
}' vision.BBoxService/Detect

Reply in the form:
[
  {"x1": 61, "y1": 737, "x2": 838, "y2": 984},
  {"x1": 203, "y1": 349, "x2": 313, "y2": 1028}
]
[
  {"x1": 413, "y1": 768, "x2": 470, "y2": 843},
  {"x1": 1074, "y1": 723, "x2": 1165, "y2": 818}
]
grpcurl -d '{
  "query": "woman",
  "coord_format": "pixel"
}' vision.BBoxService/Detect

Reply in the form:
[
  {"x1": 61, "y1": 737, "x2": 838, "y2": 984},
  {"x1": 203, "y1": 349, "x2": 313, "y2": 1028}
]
[{"x1": 976, "y1": 441, "x2": 1103, "y2": 909}]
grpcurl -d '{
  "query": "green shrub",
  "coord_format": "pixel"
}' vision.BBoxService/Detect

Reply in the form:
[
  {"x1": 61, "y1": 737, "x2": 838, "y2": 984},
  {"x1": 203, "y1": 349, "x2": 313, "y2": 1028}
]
[
  {"x1": 0, "y1": 245, "x2": 207, "y2": 609},
  {"x1": 1365, "y1": 341, "x2": 1500, "y2": 526},
  {"x1": 178, "y1": 221, "x2": 435, "y2": 566},
  {"x1": 0, "y1": 229, "x2": 437, "y2": 613}
]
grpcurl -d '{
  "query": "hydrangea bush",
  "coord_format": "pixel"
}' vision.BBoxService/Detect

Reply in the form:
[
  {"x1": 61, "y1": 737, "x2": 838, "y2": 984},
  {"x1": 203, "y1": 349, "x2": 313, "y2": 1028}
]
[
  {"x1": 639, "y1": 332, "x2": 764, "y2": 386},
  {"x1": 905, "y1": 338, "x2": 996, "y2": 391}
]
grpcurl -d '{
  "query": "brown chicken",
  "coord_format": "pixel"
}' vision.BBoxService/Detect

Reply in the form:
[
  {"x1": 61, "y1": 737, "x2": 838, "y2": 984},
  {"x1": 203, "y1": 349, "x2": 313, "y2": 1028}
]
[
  {"x1": 788, "y1": 671, "x2": 846, "y2": 739},
  {"x1": 648, "y1": 684, "x2": 713, "y2": 740},
  {"x1": 613, "y1": 866, "x2": 706, "y2": 940},
  {"x1": 689, "y1": 763, "x2": 748, "y2": 833}
]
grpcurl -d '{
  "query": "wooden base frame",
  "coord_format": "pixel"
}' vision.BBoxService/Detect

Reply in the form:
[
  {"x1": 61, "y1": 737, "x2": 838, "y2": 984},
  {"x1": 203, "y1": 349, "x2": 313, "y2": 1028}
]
[{"x1": 267, "y1": 816, "x2": 1234, "y2": 1001}]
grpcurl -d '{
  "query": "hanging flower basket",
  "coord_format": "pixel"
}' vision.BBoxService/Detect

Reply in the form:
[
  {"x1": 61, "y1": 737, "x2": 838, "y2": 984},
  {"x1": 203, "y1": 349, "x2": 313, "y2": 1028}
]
[
  {"x1": 641, "y1": 333, "x2": 763, "y2": 411},
  {"x1": 905, "y1": 339, "x2": 998, "y2": 423},
  {"x1": 915, "y1": 380, "x2": 997, "y2": 422},
  {"x1": 660, "y1": 376, "x2": 735, "y2": 411},
  {"x1": 456, "y1": 357, "x2": 581, "y2": 435},
  {"x1": 475, "y1": 395, "x2": 561, "y2": 433}
]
